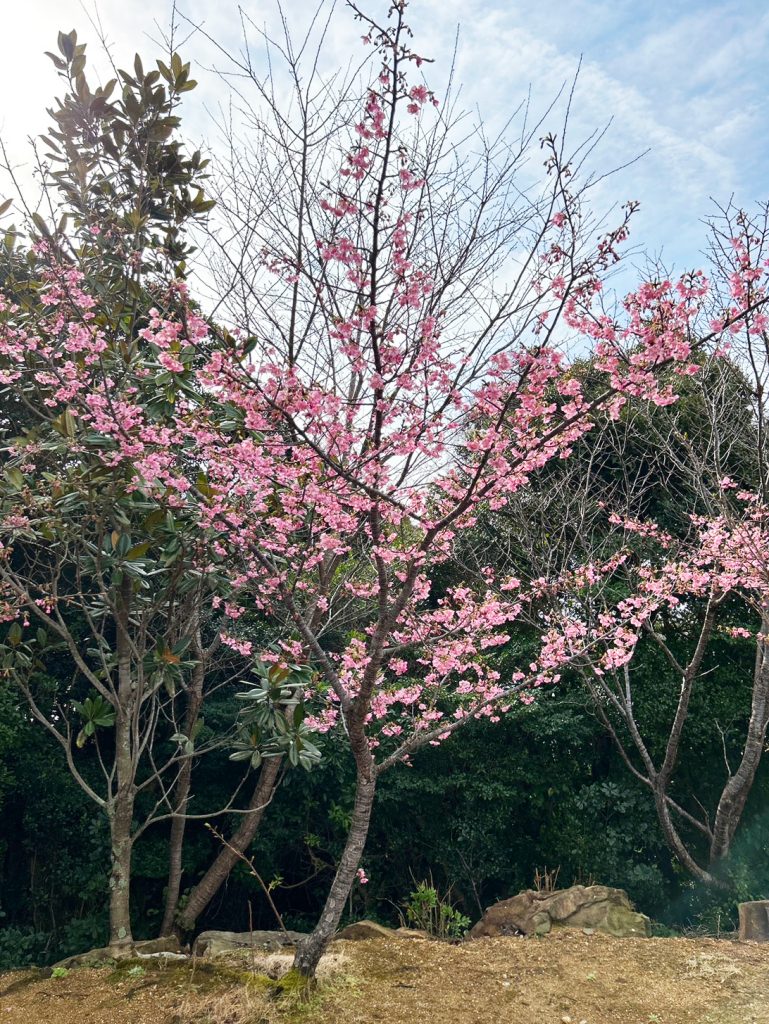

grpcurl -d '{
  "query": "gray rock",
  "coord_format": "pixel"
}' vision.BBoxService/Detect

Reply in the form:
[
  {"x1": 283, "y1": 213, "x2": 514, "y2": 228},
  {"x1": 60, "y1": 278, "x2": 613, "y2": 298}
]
[
  {"x1": 53, "y1": 935, "x2": 183, "y2": 969},
  {"x1": 394, "y1": 927, "x2": 431, "y2": 940},
  {"x1": 469, "y1": 885, "x2": 651, "y2": 940},
  {"x1": 532, "y1": 911, "x2": 552, "y2": 937},
  {"x1": 136, "y1": 951, "x2": 189, "y2": 960},
  {"x1": 192, "y1": 929, "x2": 307, "y2": 957},
  {"x1": 738, "y1": 900, "x2": 769, "y2": 941}
]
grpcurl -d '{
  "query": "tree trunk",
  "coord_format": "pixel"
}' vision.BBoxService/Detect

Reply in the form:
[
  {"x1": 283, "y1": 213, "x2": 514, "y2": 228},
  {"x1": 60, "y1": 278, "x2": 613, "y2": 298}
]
[
  {"x1": 159, "y1": 754, "x2": 194, "y2": 936},
  {"x1": 710, "y1": 615, "x2": 769, "y2": 864},
  {"x1": 159, "y1": 761, "x2": 192, "y2": 937},
  {"x1": 160, "y1": 665, "x2": 205, "y2": 937},
  {"x1": 293, "y1": 765, "x2": 376, "y2": 977},
  {"x1": 652, "y1": 786, "x2": 722, "y2": 888},
  {"x1": 108, "y1": 790, "x2": 135, "y2": 948},
  {"x1": 176, "y1": 755, "x2": 283, "y2": 934},
  {"x1": 109, "y1": 576, "x2": 136, "y2": 949}
]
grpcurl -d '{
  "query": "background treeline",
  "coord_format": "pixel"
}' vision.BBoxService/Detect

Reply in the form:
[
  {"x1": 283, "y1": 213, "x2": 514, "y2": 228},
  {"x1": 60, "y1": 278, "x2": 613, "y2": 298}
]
[{"x1": 1, "y1": 602, "x2": 763, "y2": 967}]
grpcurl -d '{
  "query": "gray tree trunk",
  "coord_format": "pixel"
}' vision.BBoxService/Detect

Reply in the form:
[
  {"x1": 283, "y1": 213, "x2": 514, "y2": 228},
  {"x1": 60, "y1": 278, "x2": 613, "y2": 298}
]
[
  {"x1": 108, "y1": 577, "x2": 135, "y2": 949},
  {"x1": 108, "y1": 793, "x2": 135, "y2": 947},
  {"x1": 160, "y1": 663, "x2": 205, "y2": 936},
  {"x1": 710, "y1": 615, "x2": 769, "y2": 863},
  {"x1": 293, "y1": 765, "x2": 376, "y2": 977},
  {"x1": 176, "y1": 755, "x2": 283, "y2": 934}
]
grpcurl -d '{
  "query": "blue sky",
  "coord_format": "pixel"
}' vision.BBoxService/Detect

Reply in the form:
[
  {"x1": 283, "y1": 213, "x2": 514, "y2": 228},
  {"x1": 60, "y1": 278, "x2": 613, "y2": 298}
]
[{"x1": 2, "y1": 0, "x2": 768, "y2": 278}]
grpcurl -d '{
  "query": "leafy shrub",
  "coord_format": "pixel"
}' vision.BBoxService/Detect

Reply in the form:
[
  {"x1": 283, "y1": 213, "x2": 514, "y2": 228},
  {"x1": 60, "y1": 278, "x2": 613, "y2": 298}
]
[
  {"x1": 401, "y1": 879, "x2": 470, "y2": 940},
  {"x1": 55, "y1": 914, "x2": 107, "y2": 960},
  {"x1": 0, "y1": 927, "x2": 51, "y2": 970}
]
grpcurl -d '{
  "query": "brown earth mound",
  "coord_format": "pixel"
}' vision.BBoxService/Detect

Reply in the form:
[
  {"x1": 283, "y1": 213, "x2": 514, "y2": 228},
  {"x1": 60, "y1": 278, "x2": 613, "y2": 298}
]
[{"x1": 2, "y1": 930, "x2": 769, "y2": 1024}]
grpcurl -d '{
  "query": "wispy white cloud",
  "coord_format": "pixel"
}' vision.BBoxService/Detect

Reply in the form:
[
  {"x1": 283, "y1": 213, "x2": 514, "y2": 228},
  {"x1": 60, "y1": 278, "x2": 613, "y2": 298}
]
[
  {"x1": 1, "y1": 0, "x2": 767, "y2": 275},
  {"x1": 405, "y1": 0, "x2": 768, "y2": 266}
]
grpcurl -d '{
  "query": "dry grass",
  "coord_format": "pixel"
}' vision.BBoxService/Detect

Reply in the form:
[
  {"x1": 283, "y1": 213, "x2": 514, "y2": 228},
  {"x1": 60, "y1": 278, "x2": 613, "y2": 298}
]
[
  {"x1": 174, "y1": 983, "x2": 277, "y2": 1024},
  {"x1": 2, "y1": 930, "x2": 769, "y2": 1024},
  {"x1": 317, "y1": 931, "x2": 769, "y2": 1024}
]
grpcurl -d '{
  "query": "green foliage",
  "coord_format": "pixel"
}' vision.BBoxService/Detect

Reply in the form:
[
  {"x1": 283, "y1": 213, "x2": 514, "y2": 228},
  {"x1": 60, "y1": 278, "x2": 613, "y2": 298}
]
[
  {"x1": 231, "y1": 661, "x2": 322, "y2": 770},
  {"x1": 0, "y1": 686, "x2": 23, "y2": 806},
  {"x1": 41, "y1": 29, "x2": 212, "y2": 282},
  {"x1": 551, "y1": 779, "x2": 672, "y2": 913},
  {"x1": 72, "y1": 694, "x2": 116, "y2": 748},
  {"x1": 0, "y1": 927, "x2": 52, "y2": 970},
  {"x1": 402, "y1": 880, "x2": 470, "y2": 939}
]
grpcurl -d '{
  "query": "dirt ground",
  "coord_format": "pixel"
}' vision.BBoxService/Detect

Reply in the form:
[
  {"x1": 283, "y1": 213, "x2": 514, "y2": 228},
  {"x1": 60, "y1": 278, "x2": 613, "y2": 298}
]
[{"x1": 2, "y1": 930, "x2": 769, "y2": 1024}]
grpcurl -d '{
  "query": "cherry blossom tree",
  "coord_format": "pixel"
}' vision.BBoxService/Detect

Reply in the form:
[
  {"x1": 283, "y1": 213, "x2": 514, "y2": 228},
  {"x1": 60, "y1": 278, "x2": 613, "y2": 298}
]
[
  {"x1": 0, "y1": 236, "x2": 322, "y2": 949},
  {"x1": 0, "y1": 30, "x2": 225, "y2": 951},
  {"x1": 180, "y1": 1, "x2": 769, "y2": 975},
  {"x1": 0, "y1": 257, "x2": 226, "y2": 950},
  {"x1": 528, "y1": 205, "x2": 769, "y2": 890}
]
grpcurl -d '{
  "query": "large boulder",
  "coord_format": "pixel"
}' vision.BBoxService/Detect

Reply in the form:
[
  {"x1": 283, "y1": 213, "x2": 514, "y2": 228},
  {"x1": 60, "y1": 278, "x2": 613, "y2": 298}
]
[
  {"x1": 192, "y1": 929, "x2": 306, "y2": 957},
  {"x1": 469, "y1": 885, "x2": 651, "y2": 940}
]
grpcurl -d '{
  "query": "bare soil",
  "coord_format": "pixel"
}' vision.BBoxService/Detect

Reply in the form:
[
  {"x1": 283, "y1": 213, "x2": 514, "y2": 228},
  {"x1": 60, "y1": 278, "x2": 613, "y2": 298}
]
[{"x1": 2, "y1": 930, "x2": 769, "y2": 1024}]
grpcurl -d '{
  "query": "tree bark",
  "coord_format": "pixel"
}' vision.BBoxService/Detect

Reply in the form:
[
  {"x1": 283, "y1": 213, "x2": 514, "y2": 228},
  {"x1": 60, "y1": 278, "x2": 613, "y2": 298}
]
[
  {"x1": 652, "y1": 786, "x2": 722, "y2": 887},
  {"x1": 710, "y1": 614, "x2": 769, "y2": 863},
  {"x1": 588, "y1": 604, "x2": 768, "y2": 888},
  {"x1": 176, "y1": 755, "x2": 283, "y2": 934},
  {"x1": 108, "y1": 793, "x2": 135, "y2": 947},
  {"x1": 108, "y1": 576, "x2": 136, "y2": 949},
  {"x1": 160, "y1": 662, "x2": 205, "y2": 936},
  {"x1": 160, "y1": 756, "x2": 195, "y2": 936},
  {"x1": 293, "y1": 761, "x2": 376, "y2": 977}
]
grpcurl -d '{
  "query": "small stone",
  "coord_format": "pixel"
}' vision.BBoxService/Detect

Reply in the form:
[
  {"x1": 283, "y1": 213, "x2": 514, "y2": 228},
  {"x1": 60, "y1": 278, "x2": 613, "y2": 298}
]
[
  {"x1": 136, "y1": 951, "x2": 188, "y2": 960},
  {"x1": 582, "y1": 928, "x2": 595, "y2": 936},
  {"x1": 394, "y1": 927, "x2": 430, "y2": 940},
  {"x1": 336, "y1": 920, "x2": 395, "y2": 941}
]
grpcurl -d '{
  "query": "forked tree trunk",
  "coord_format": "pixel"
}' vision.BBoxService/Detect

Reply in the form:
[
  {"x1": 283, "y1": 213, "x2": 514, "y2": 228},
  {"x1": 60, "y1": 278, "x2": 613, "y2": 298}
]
[
  {"x1": 652, "y1": 786, "x2": 721, "y2": 887},
  {"x1": 176, "y1": 755, "x2": 283, "y2": 935},
  {"x1": 293, "y1": 764, "x2": 376, "y2": 977},
  {"x1": 591, "y1": 607, "x2": 769, "y2": 889}
]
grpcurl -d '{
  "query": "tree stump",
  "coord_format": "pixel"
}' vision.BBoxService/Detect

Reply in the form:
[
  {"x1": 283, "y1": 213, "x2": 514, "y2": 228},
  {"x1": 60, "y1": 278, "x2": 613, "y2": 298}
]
[{"x1": 738, "y1": 901, "x2": 769, "y2": 941}]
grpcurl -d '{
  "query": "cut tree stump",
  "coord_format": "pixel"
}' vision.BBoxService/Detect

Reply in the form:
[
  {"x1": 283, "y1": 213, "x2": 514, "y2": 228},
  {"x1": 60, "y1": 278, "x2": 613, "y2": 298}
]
[{"x1": 738, "y1": 901, "x2": 769, "y2": 941}]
